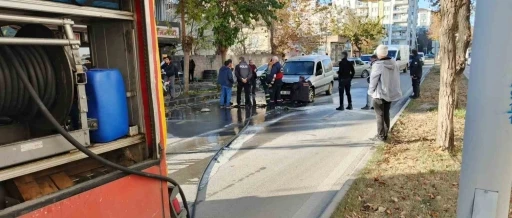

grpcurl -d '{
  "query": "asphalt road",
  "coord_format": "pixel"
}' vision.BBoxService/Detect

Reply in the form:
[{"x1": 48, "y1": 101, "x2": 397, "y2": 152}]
[{"x1": 191, "y1": 62, "x2": 434, "y2": 218}]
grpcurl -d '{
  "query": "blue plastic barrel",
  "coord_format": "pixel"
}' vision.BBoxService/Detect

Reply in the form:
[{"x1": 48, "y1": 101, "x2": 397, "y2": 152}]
[{"x1": 85, "y1": 69, "x2": 129, "y2": 143}]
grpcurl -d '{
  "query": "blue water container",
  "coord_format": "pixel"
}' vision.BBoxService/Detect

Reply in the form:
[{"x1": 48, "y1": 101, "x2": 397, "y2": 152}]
[{"x1": 86, "y1": 69, "x2": 129, "y2": 143}]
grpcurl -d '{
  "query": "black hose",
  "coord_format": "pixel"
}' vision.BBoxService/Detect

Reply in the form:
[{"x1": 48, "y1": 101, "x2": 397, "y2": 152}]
[
  {"x1": 0, "y1": 45, "x2": 56, "y2": 121},
  {"x1": 0, "y1": 46, "x2": 190, "y2": 218}
]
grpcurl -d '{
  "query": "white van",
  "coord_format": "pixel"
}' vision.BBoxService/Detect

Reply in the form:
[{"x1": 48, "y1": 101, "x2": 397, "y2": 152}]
[
  {"x1": 280, "y1": 55, "x2": 335, "y2": 102},
  {"x1": 376, "y1": 45, "x2": 410, "y2": 73}
]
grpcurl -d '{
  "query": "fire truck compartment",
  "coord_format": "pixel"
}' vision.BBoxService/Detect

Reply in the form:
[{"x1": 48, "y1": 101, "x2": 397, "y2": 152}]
[{"x1": 0, "y1": 0, "x2": 160, "y2": 212}]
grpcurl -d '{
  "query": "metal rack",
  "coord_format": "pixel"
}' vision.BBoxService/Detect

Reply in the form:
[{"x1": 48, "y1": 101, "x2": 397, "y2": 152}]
[
  {"x1": 0, "y1": 135, "x2": 145, "y2": 182},
  {"x1": 0, "y1": 14, "x2": 90, "y2": 168},
  {"x1": 0, "y1": 0, "x2": 134, "y2": 21}
]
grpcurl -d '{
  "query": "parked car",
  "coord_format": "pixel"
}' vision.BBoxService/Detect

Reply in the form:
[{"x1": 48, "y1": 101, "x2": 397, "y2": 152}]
[
  {"x1": 333, "y1": 57, "x2": 371, "y2": 79},
  {"x1": 280, "y1": 55, "x2": 335, "y2": 102},
  {"x1": 348, "y1": 58, "x2": 371, "y2": 78},
  {"x1": 360, "y1": 54, "x2": 373, "y2": 65},
  {"x1": 256, "y1": 64, "x2": 268, "y2": 77},
  {"x1": 425, "y1": 53, "x2": 435, "y2": 59},
  {"x1": 418, "y1": 52, "x2": 425, "y2": 62},
  {"x1": 254, "y1": 64, "x2": 269, "y2": 90}
]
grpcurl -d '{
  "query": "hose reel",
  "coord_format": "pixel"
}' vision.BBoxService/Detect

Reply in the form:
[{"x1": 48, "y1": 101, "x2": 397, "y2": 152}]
[{"x1": 0, "y1": 24, "x2": 75, "y2": 130}]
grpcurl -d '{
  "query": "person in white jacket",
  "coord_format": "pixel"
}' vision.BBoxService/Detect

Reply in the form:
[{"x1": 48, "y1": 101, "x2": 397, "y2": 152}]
[{"x1": 368, "y1": 45, "x2": 402, "y2": 142}]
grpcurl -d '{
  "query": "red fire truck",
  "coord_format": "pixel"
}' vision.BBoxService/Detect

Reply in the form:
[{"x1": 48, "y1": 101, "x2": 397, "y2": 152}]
[{"x1": 0, "y1": 0, "x2": 188, "y2": 217}]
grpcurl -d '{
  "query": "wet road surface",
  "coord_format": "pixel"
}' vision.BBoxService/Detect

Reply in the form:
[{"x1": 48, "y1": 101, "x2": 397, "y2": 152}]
[{"x1": 166, "y1": 63, "x2": 433, "y2": 217}]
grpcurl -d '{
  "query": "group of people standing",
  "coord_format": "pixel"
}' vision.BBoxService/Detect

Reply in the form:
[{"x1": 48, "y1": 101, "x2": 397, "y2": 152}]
[
  {"x1": 336, "y1": 45, "x2": 423, "y2": 142},
  {"x1": 217, "y1": 56, "x2": 284, "y2": 109}
]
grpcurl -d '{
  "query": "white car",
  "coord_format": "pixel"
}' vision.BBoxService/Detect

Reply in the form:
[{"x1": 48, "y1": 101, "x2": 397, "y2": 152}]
[
  {"x1": 256, "y1": 64, "x2": 268, "y2": 77},
  {"x1": 360, "y1": 54, "x2": 373, "y2": 65},
  {"x1": 418, "y1": 52, "x2": 425, "y2": 62},
  {"x1": 280, "y1": 55, "x2": 335, "y2": 102},
  {"x1": 333, "y1": 58, "x2": 371, "y2": 79}
]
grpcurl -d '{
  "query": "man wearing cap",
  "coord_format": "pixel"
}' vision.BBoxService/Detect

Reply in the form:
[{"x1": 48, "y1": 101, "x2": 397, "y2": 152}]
[{"x1": 368, "y1": 45, "x2": 402, "y2": 142}]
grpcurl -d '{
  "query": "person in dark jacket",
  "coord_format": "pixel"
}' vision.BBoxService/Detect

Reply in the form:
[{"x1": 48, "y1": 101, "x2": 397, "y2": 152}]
[
  {"x1": 268, "y1": 56, "x2": 283, "y2": 107},
  {"x1": 336, "y1": 51, "x2": 355, "y2": 111},
  {"x1": 409, "y1": 49, "x2": 423, "y2": 99},
  {"x1": 161, "y1": 57, "x2": 179, "y2": 98},
  {"x1": 189, "y1": 59, "x2": 196, "y2": 83},
  {"x1": 249, "y1": 60, "x2": 258, "y2": 105},
  {"x1": 234, "y1": 57, "x2": 253, "y2": 108},
  {"x1": 218, "y1": 59, "x2": 234, "y2": 108},
  {"x1": 180, "y1": 58, "x2": 184, "y2": 72}
]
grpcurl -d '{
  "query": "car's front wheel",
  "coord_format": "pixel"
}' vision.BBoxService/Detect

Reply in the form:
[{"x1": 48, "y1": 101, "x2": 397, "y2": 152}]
[
  {"x1": 361, "y1": 70, "x2": 369, "y2": 78},
  {"x1": 326, "y1": 82, "x2": 333, "y2": 95},
  {"x1": 309, "y1": 88, "x2": 315, "y2": 103}
]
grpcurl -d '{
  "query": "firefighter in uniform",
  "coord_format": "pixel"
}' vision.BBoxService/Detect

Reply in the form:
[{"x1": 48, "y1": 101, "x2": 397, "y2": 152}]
[{"x1": 259, "y1": 59, "x2": 274, "y2": 106}]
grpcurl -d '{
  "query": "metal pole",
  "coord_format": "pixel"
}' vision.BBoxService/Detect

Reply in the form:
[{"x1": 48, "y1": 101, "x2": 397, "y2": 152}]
[
  {"x1": 387, "y1": 0, "x2": 394, "y2": 45},
  {"x1": 456, "y1": 0, "x2": 512, "y2": 217},
  {"x1": 0, "y1": 37, "x2": 80, "y2": 46},
  {"x1": 0, "y1": 14, "x2": 74, "y2": 25}
]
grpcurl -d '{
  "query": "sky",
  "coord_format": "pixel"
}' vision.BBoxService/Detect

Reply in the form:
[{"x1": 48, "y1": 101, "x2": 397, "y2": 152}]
[{"x1": 418, "y1": 0, "x2": 432, "y2": 9}]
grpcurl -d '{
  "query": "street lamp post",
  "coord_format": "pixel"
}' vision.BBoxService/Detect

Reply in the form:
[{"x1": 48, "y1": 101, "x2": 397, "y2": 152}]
[{"x1": 456, "y1": 0, "x2": 512, "y2": 217}]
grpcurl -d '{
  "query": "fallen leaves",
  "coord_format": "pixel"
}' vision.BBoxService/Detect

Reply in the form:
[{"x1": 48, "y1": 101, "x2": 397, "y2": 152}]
[
  {"x1": 377, "y1": 206, "x2": 386, "y2": 213},
  {"x1": 331, "y1": 70, "x2": 470, "y2": 218},
  {"x1": 391, "y1": 197, "x2": 399, "y2": 203}
]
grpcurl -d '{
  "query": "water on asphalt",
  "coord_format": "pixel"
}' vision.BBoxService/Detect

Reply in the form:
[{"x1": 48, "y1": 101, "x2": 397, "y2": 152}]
[{"x1": 166, "y1": 63, "x2": 432, "y2": 217}]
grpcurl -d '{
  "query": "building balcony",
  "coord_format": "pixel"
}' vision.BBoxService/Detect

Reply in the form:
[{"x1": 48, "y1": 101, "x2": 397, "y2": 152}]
[
  {"x1": 395, "y1": 0, "x2": 408, "y2": 5},
  {"x1": 390, "y1": 35, "x2": 406, "y2": 40},
  {"x1": 356, "y1": 3, "x2": 369, "y2": 8},
  {"x1": 392, "y1": 26, "x2": 407, "y2": 31},
  {"x1": 394, "y1": 17, "x2": 408, "y2": 23},
  {"x1": 393, "y1": 8, "x2": 408, "y2": 14}
]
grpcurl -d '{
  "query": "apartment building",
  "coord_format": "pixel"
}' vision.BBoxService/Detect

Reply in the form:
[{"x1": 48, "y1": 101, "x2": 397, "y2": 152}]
[
  {"x1": 333, "y1": 0, "x2": 419, "y2": 48},
  {"x1": 418, "y1": 8, "x2": 433, "y2": 28}
]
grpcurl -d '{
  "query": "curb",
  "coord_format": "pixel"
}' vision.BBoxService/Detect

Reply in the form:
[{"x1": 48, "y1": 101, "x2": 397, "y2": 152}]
[{"x1": 318, "y1": 65, "x2": 435, "y2": 218}]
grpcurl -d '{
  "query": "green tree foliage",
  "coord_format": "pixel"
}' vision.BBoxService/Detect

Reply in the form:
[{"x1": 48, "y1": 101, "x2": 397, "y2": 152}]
[
  {"x1": 331, "y1": 9, "x2": 384, "y2": 56},
  {"x1": 200, "y1": 0, "x2": 284, "y2": 60}
]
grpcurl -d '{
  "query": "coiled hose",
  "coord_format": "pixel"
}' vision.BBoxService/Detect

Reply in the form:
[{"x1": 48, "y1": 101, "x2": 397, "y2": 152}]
[
  {"x1": 0, "y1": 45, "x2": 190, "y2": 218},
  {"x1": 0, "y1": 45, "x2": 56, "y2": 120}
]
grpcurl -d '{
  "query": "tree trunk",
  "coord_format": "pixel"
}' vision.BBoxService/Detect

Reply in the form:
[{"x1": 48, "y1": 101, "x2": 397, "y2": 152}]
[
  {"x1": 220, "y1": 47, "x2": 228, "y2": 63},
  {"x1": 454, "y1": 0, "x2": 472, "y2": 109},
  {"x1": 436, "y1": 0, "x2": 459, "y2": 151},
  {"x1": 269, "y1": 24, "x2": 277, "y2": 55},
  {"x1": 180, "y1": 0, "x2": 190, "y2": 92}
]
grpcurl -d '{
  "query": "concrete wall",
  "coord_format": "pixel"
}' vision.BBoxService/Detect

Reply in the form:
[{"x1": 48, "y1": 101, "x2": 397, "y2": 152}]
[{"x1": 169, "y1": 54, "x2": 276, "y2": 80}]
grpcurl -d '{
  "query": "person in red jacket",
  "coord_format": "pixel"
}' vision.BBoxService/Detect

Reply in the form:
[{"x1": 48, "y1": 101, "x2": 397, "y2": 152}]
[{"x1": 268, "y1": 56, "x2": 283, "y2": 107}]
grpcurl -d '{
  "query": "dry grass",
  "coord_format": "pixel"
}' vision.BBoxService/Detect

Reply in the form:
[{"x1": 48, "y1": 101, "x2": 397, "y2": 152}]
[{"x1": 332, "y1": 66, "x2": 470, "y2": 218}]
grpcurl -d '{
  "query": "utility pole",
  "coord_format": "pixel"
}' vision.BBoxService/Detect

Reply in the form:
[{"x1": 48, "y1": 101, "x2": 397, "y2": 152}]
[
  {"x1": 387, "y1": 0, "x2": 394, "y2": 45},
  {"x1": 456, "y1": 0, "x2": 512, "y2": 217}
]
